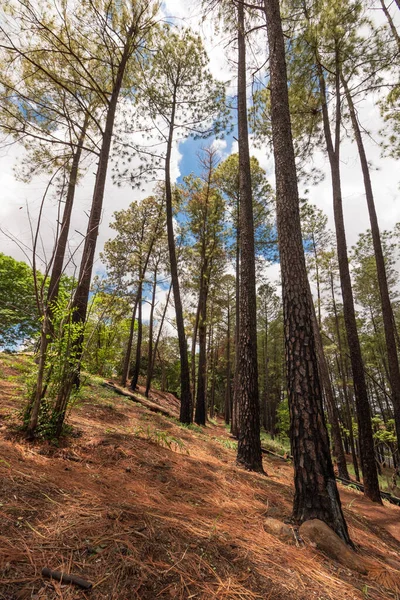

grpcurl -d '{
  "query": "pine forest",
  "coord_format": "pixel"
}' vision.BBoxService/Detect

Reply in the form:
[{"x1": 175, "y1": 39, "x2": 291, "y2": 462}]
[{"x1": 0, "y1": 0, "x2": 400, "y2": 598}]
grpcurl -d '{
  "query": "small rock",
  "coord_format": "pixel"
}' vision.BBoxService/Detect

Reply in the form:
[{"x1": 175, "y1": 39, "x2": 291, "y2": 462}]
[{"x1": 264, "y1": 517, "x2": 295, "y2": 543}]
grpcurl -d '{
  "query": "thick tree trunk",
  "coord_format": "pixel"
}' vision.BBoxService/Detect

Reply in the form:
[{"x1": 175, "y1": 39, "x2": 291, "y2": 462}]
[
  {"x1": 236, "y1": 0, "x2": 263, "y2": 473},
  {"x1": 165, "y1": 98, "x2": 192, "y2": 423},
  {"x1": 342, "y1": 74, "x2": 400, "y2": 458},
  {"x1": 264, "y1": 0, "x2": 351, "y2": 542},
  {"x1": 317, "y1": 57, "x2": 381, "y2": 503}
]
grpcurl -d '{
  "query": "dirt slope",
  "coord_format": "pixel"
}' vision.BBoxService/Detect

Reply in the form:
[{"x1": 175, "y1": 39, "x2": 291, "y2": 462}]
[{"x1": 0, "y1": 355, "x2": 399, "y2": 600}]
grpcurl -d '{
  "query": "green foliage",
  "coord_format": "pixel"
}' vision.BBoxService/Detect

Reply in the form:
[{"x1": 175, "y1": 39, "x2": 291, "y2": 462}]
[
  {"x1": 117, "y1": 23, "x2": 231, "y2": 183},
  {"x1": 132, "y1": 425, "x2": 188, "y2": 453},
  {"x1": 276, "y1": 399, "x2": 290, "y2": 439},
  {"x1": 214, "y1": 153, "x2": 275, "y2": 261},
  {"x1": 372, "y1": 417, "x2": 397, "y2": 446},
  {"x1": 173, "y1": 420, "x2": 204, "y2": 434},
  {"x1": 0, "y1": 254, "x2": 40, "y2": 348},
  {"x1": 23, "y1": 297, "x2": 85, "y2": 439},
  {"x1": 260, "y1": 431, "x2": 291, "y2": 457},
  {"x1": 83, "y1": 293, "x2": 133, "y2": 378},
  {"x1": 213, "y1": 436, "x2": 237, "y2": 450}
]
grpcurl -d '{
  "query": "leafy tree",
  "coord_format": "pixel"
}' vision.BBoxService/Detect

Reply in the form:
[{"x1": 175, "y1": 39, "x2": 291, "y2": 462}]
[
  {"x1": 102, "y1": 192, "x2": 167, "y2": 388},
  {"x1": 214, "y1": 152, "x2": 274, "y2": 437},
  {"x1": 12, "y1": 0, "x2": 160, "y2": 438},
  {"x1": 126, "y1": 24, "x2": 229, "y2": 423},
  {"x1": 0, "y1": 254, "x2": 40, "y2": 348},
  {"x1": 179, "y1": 146, "x2": 226, "y2": 425}
]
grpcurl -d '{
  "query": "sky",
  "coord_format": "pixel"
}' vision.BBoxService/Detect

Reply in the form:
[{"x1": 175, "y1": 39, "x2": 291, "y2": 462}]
[{"x1": 0, "y1": 0, "x2": 399, "y2": 319}]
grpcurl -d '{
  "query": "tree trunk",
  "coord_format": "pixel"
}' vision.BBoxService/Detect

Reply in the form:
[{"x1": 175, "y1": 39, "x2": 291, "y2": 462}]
[
  {"x1": 195, "y1": 265, "x2": 208, "y2": 425},
  {"x1": 342, "y1": 74, "x2": 400, "y2": 458},
  {"x1": 130, "y1": 282, "x2": 143, "y2": 390},
  {"x1": 380, "y1": 0, "x2": 400, "y2": 49},
  {"x1": 122, "y1": 202, "x2": 163, "y2": 387},
  {"x1": 224, "y1": 301, "x2": 231, "y2": 424},
  {"x1": 145, "y1": 261, "x2": 159, "y2": 397},
  {"x1": 209, "y1": 340, "x2": 217, "y2": 419},
  {"x1": 26, "y1": 117, "x2": 89, "y2": 438},
  {"x1": 309, "y1": 290, "x2": 350, "y2": 480},
  {"x1": 317, "y1": 55, "x2": 381, "y2": 503},
  {"x1": 264, "y1": 0, "x2": 351, "y2": 542},
  {"x1": 165, "y1": 96, "x2": 192, "y2": 423},
  {"x1": 231, "y1": 215, "x2": 240, "y2": 437},
  {"x1": 330, "y1": 274, "x2": 361, "y2": 482},
  {"x1": 236, "y1": 0, "x2": 263, "y2": 473},
  {"x1": 191, "y1": 302, "x2": 200, "y2": 406},
  {"x1": 71, "y1": 45, "x2": 131, "y2": 347},
  {"x1": 47, "y1": 113, "x2": 89, "y2": 309},
  {"x1": 262, "y1": 309, "x2": 269, "y2": 431},
  {"x1": 121, "y1": 293, "x2": 140, "y2": 386},
  {"x1": 146, "y1": 283, "x2": 172, "y2": 397}
]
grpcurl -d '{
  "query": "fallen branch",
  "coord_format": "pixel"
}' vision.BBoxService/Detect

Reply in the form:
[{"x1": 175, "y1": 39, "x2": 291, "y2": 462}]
[
  {"x1": 261, "y1": 447, "x2": 292, "y2": 461},
  {"x1": 260, "y1": 447, "x2": 400, "y2": 506},
  {"x1": 42, "y1": 567, "x2": 92, "y2": 590},
  {"x1": 102, "y1": 382, "x2": 175, "y2": 418},
  {"x1": 336, "y1": 476, "x2": 400, "y2": 507}
]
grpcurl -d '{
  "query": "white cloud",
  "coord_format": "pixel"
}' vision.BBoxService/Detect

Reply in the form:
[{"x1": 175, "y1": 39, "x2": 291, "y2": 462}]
[{"x1": 1, "y1": 1, "x2": 399, "y2": 294}]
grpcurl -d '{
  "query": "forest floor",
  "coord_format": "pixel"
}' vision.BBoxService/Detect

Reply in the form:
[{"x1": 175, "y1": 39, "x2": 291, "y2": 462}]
[{"x1": 0, "y1": 354, "x2": 400, "y2": 600}]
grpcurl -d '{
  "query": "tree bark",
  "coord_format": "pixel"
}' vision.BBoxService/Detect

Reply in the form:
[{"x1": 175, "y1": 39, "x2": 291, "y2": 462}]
[
  {"x1": 330, "y1": 273, "x2": 360, "y2": 481},
  {"x1": 342, "y1": 73, "x2": 400, "y2": 458},
  {"x1": 236, "y1": 0, "x2": 263, "y2": 473},
  {"x1": 231, "y1": 212, "x2": 240, "y2": 437},
  {"x1": 309, "y1": 288, "x2": 350, "y2": 480},
  {"x1": 264, "y1": 0, "x2": 351, "y2": 542},
  {"x1": 224, "y1": 300, "x2": 231, "y2": 424},
  {"x1": 316, "y1": 54, "x2": 381, "y2": 503},
  {"x1": 165, "y1": 94, "x2": 192, "y2": 423}
]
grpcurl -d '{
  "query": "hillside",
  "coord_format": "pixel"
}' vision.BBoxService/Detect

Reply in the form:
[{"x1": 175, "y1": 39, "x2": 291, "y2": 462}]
[{"x1": 0, "y1": 354, "x2": 400, "y2": 600}]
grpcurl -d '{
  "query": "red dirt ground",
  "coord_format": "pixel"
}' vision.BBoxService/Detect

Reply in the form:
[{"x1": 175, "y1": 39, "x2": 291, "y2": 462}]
[{"x1": 0, "y1": 355, "x2": 400, "y2": 599}]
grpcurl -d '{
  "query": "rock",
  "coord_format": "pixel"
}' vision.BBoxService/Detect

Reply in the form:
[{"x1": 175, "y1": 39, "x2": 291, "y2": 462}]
[
  {"x1": 299, "y1": 519, "x2": 367, "y2": 574},
  {"x1": 264, "y1": 517, "x2": 295, "y2": 543}
]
